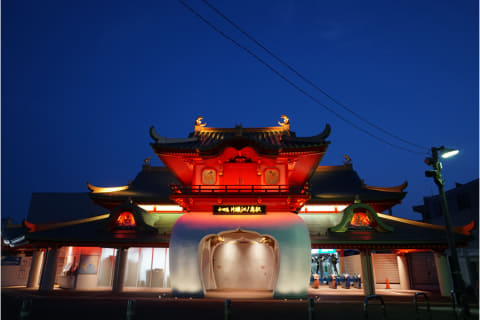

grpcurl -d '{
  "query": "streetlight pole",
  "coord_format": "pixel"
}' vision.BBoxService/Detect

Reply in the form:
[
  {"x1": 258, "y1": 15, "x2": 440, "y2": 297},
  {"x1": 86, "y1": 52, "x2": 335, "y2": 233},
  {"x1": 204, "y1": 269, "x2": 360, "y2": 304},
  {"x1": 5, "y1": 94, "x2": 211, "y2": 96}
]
[{"x1": 425, "y1": 146, "x2": 469, "y2": 318}]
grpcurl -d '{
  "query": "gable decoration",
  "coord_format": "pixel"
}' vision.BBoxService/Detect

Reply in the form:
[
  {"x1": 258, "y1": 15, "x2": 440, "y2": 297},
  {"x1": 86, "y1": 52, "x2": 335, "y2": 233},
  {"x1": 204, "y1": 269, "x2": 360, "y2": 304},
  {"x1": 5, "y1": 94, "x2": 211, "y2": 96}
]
[{"x1": 329, "y1": 202, "x2": 394, "y2": 233}]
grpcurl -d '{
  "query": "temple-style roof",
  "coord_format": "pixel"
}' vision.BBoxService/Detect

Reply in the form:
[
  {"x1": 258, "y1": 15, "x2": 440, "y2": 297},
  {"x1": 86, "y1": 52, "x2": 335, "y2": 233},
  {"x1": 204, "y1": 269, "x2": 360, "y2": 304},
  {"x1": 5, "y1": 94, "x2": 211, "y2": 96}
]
[
  {"x1": 87, "y1": 163, "x2": 406, "y2": 212},
  {"x1": 308, "y1": 165, "x2": 407, "y2": 212},
  {"x1": 150, "y1": 116, "x2": 331, "y2": 155},
  {"x1": 88, "y1": 165, "x2": 179, "y2": 209},
  {"x1": 87, "y1": 162, "x2": 407, "y2": 212},
  {"x1": 27, "y1": 193, "x2": 108, "y2": 224},
  {"x1": 6, "y1": 210, "x2": 472, "y2": 250},
  {"x1": 19, "y1": 215, "x2": 171, "y2": 247},
  {"x1": 310, "y1": 213, "x2": 472, "y2": 249},
  {"x1": 12, "y1": 201, "x2": 182, "y2": 247}
]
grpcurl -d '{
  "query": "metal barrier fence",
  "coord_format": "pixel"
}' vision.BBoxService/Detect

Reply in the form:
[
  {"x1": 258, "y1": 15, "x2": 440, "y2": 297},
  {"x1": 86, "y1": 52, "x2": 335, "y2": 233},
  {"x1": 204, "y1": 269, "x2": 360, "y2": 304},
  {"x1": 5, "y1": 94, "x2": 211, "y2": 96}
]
[
  {"x1": 414, "y1": 292, "x2": 432, "y2": 320},
  {"x1": 364, "y1": 295, "x2": 387, "y2": 319},
  {"x1": 19, "y1": 299, "x2": 32, "y2": 320},
  {"x1": 308, "y1": 297, "x2": 315, "y2": 320},
  {"x1": 224, "y1": 299, "x2": 232, "y2": 320},
  {"x1": 126, "y1": 299, "x2": 136, "y2": 320}
]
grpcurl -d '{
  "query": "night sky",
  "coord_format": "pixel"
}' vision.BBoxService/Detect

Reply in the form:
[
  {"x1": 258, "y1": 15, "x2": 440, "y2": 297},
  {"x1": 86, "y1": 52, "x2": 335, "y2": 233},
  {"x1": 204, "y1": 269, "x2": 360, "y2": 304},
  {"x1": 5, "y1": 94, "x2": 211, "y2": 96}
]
[{"x1": 2, "y1": 1, "x2": 478, "y2": 223}]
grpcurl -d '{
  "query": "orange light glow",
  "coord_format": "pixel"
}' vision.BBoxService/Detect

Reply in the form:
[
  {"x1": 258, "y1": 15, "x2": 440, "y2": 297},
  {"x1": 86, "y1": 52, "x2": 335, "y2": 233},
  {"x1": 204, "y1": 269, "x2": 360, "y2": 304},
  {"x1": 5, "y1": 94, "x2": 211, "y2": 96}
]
[
  {"x1": 299, "y1": 205, "x2": 348, "y2": 213},
  {"x1": 115, "y1": 212, "x2": 136, "y2": 227},
  {"x1": 350, "y1": 212, "x2": 371, "y2": 227},
  {"x1": 87, "y1": 182, "x2": 129, "y2": 193},
  {"x1": 175, "y1": 211, "x2": 302, "y2": 229},
  {"x1": 396, "y1": 249, "x2": 432, "y2": 255},
  {"x1": 137, "y1": 204, "x2": 184, "y2": 212}
]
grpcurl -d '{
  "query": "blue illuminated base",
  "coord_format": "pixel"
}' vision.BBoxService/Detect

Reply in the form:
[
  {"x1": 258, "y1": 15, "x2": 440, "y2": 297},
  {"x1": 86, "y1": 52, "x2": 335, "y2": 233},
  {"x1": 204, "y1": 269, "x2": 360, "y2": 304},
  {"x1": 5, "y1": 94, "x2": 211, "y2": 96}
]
[{"x1": 171, "y1": 289, "x2": 205, "y2": 299}]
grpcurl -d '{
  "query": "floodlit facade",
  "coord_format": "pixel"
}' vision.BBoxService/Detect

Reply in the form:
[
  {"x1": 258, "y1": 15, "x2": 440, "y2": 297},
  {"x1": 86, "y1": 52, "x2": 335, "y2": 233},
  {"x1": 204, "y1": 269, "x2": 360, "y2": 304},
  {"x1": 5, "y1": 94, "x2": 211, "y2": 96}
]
[{"x1": 2, "y1": 116, "x2": 474, "y2": 298}]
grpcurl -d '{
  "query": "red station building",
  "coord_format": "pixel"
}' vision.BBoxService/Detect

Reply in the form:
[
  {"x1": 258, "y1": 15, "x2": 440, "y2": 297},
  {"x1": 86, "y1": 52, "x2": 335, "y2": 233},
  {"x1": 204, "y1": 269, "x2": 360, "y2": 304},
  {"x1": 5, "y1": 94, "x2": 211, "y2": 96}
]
[{"x1": 2, "y1": 116, "x2": 473, "y2": 299}]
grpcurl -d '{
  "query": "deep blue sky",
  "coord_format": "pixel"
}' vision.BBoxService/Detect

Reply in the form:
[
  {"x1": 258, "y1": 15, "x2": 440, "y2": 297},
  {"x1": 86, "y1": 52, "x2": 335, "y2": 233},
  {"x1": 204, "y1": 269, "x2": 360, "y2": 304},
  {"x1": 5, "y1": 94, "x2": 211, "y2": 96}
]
[{"x1": 2, "y1": 1, "x2": 478, "y2": 223}]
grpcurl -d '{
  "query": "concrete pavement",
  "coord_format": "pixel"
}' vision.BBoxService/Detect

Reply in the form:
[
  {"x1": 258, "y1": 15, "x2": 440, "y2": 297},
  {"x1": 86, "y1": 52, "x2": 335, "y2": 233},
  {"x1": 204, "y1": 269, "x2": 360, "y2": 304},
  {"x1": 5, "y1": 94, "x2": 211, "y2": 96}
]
[{"x1": 1, "y1": 286, "x2": 478, "y2": 320}]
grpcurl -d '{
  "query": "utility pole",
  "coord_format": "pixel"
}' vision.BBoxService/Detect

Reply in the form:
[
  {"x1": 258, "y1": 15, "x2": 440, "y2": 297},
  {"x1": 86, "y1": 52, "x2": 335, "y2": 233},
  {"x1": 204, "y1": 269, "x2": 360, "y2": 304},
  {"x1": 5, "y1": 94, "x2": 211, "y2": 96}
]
[{"x1": 425, "y1": 146, "x2": 469, "y2": 318}]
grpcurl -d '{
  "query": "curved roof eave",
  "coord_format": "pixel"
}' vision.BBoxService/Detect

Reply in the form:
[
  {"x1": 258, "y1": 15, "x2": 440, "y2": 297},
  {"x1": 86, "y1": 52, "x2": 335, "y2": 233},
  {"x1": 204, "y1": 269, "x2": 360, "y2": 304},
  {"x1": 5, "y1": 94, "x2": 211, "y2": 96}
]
[
  {"x1": 87, "y1": 182, "x2": 130, "y2": 194},
  {"x1": 282, "y1": 123, "x2": 331, "y2": 143},
  {"x1": 364, "y1": 181, "x2": 408, "y2": 193},
  {"x1": 150, "y1": 126, "x2": 199, "y2": 144},
  {"x1": 309, "y1": 191, "x2": 406, "y2": 202}
]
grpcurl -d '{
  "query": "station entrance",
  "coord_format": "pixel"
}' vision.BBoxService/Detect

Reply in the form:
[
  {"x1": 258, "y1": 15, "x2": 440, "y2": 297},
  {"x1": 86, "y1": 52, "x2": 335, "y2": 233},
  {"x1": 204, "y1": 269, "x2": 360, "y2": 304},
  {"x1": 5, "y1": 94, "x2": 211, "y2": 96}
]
[{"x1": 199, "y1": 229, "x2": 279, "y2": 292}]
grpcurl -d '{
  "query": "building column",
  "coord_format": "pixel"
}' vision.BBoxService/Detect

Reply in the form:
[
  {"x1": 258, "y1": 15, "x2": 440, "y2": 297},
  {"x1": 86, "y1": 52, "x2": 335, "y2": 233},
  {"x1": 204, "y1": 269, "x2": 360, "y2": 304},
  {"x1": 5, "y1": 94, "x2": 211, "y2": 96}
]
[
  {"x1": 457, "y1": 248, "x2": 472, "y2": 287},
  {"x1": 339, "y1": 249, "x2": 345, "y2": 274},
  {"x1": 434, "y1": 251, "x2": 453, "y2": 297},
  {"x1": 112, "y1": 248, "x2": 128, "y2": 293},
  {"x1": 27, "y1": 250, "x2": 45, "y2": 288},
  {"x1": 397, "y1": 255, "x2": 410, "y2": 290},
  {"x1": 360, "y1": 249, "x2": 375, "y2": 296},
  {"x1": 39, "y1": 247, "x2": 59, "y2": 291}
]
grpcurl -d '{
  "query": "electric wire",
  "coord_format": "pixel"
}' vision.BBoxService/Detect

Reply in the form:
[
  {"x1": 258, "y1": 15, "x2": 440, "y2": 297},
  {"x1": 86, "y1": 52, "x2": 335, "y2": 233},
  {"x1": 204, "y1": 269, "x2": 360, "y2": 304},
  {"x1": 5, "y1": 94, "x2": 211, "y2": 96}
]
[
  {"x1": 201, "y1": 0, "x2": 429, "y2": 152},
  {"x1": 177, "y1": 0, "x2": 426, "y2": 155}
]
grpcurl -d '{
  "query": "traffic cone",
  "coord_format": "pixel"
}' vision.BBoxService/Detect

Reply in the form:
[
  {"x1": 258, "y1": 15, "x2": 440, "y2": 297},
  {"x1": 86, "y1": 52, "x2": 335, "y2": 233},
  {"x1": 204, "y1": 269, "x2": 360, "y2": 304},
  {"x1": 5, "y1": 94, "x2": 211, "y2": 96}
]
[
  {"x1": 313, "y1": 274, "x2": 320, "y2": 289},
  {"x1": 385, "y1": 278, "x2": 390, "y2": 289}
]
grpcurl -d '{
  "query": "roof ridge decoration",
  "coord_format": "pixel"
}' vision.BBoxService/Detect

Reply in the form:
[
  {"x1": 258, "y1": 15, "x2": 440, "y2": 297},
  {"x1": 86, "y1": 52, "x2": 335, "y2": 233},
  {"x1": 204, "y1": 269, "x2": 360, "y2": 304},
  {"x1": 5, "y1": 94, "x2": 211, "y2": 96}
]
[
  {"x1": 195, "y1": 116, "x2": 207, "y2": 132},
  {"x1": 150, "y1": 115, "x2": 330, "y2": 156},
  {"x1": 330, "y1": 203, "x2": 394, "y2": 233},
  {"x1": 192, "y1": 115, "x2": 292, "y2": 134},
  {"x1": 278, "y1": 115, "x2": 290, "y2": 131}
]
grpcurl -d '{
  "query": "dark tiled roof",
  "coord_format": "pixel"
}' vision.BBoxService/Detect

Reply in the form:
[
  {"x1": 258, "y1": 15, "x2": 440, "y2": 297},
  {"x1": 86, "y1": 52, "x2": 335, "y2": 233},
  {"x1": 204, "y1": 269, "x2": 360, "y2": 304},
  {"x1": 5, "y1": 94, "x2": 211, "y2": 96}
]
[
  {"x1": 19, "y1": 211, "x2": 471, "y2": 249},
  {"x1": 89, "y1": 166, "x2": 179, "y2": 206},
  {"x1": 311, "y1": 216, "x2": 471, "y2": 248},
  {"x1": 150, "y1": 123, "x2": 331, "y2": 155},
  {"x1": 129, "y1": 166, "x2": 179, "y2": 195},
  {"x1": 24, "y1": 217, "x2": 171, "y2": 246},
  {"x1": 87, "y1": 164, "x2": 406, "y2": 208},
  {"x1": 308, "y1": 165, "x2": 407, "y2": 203},
  {"x1": 20, "y1": 201, "x2": 180, "y2": 246},
  {"x1": 27, "y1": 193, "x2": 108, "y2": 224}
]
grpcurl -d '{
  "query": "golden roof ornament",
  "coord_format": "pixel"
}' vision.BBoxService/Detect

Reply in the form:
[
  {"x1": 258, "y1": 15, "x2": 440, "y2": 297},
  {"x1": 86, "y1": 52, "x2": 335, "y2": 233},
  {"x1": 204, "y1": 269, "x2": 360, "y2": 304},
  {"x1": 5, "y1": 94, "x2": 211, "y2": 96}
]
[
  {"x1": 144, "y1": 157, "x2": 151, "y2": 166},
  {"x1": 278, "y1": 115, "x2": 290, "y2": 131},
  {"x1": 195, "y1": 116, "x2": 207, "y2": 132}
]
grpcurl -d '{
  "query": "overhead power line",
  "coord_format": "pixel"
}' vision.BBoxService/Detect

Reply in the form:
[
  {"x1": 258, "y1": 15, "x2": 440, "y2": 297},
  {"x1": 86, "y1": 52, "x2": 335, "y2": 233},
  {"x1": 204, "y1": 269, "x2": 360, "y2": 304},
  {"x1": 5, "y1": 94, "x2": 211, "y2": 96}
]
[
  {"x1": 200, "y1": 0, "x2": 429, "y2": 153},
  {"x1": 177, "y1": 0, "x2": 427, "y2": 155}
]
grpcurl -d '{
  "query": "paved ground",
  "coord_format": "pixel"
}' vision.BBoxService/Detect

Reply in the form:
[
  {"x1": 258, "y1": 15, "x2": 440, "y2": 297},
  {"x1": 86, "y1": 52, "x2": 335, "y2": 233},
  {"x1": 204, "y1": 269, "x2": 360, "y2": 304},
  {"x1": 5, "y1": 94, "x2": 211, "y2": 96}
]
[{"x1": 2, "y1": 287, "x2": 478, "y2": 320}]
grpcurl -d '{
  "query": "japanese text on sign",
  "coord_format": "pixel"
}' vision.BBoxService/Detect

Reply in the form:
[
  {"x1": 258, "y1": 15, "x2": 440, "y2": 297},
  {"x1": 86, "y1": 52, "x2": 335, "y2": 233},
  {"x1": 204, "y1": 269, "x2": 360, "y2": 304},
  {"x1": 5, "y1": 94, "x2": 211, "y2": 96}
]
[{"x1": 213, "y1": 205, "x2": 266, "y2": 215}]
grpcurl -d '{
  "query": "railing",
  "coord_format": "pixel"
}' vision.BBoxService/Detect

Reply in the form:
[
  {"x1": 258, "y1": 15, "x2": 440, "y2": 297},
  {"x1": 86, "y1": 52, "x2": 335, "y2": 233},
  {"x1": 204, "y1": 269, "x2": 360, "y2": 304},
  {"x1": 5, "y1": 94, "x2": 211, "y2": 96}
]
[
  {"x1": 169, "y1": 184, "x2": 309, "y2": 195},
  {"x1": 364, "y1": 295, "x2": 387, "y2": 319},
  {"x1": 414, "y1": 292, "x2": 432, "y2": 320}
]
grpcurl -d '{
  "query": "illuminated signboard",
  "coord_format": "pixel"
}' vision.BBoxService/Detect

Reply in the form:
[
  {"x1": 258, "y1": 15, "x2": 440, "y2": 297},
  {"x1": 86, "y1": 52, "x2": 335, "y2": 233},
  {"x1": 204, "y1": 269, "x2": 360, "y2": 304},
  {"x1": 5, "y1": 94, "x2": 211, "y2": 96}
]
[
  {"x1": 213, "y1": 205, "x2": 266, "y2": 215},
  {"x1": 311, "y1": 249, "x2": 336, "y2": 254}
]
